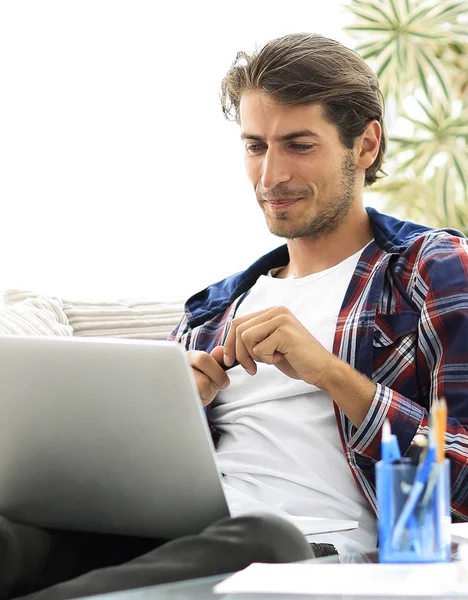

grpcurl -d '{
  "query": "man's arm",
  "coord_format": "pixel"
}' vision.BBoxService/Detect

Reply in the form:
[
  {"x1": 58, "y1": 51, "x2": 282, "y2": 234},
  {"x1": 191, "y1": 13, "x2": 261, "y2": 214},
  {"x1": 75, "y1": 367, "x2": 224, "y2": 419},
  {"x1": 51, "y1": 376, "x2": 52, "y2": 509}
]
[{"x1": 347, "y1": 234, "x2": 468, "y2": 520}]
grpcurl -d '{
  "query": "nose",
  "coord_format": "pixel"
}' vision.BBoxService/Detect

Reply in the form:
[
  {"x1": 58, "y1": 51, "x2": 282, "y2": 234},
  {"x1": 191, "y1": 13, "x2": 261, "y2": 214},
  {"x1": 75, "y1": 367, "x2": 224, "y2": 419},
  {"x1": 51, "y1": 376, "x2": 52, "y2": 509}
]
[{"x1": 261, "y1": 149, "x2": 291, "y2": 190}]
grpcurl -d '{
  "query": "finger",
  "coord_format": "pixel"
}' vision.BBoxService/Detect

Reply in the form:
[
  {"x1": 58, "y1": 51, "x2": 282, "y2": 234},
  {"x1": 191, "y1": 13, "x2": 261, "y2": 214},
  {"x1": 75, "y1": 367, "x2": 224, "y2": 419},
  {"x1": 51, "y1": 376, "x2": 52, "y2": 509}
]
[
  {"x1": 223, "y1": 307, "x2": 278, "y2": 367},
  {"x1": 210, "y1": 345, "x2": 226, "y2": 366},
  {"x1": 187, "y1": 350, "x2": 230, "y2": 390},
  {"x1": 233, "y1": 309, "x2": 287, "y2": 372},
  {"x1": 235, "y1": 328, "x2": 257, "y2": 375},
  {"x1": 239, "y1": 318, "x2": 285, "y2": 364},
  {"x1": 192, "y1": 367, "x2": 219, "y2": 407},
  {"x1": 248, "y1": 327, "x2": 285, "y2": 364}
]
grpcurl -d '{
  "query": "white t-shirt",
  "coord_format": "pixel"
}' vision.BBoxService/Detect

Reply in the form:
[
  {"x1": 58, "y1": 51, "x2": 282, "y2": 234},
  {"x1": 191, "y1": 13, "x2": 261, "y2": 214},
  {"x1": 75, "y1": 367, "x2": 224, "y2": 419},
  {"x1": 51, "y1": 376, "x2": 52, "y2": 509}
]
[{"x1": 211, "y1": 246, "x2": 377, "y2": 554}]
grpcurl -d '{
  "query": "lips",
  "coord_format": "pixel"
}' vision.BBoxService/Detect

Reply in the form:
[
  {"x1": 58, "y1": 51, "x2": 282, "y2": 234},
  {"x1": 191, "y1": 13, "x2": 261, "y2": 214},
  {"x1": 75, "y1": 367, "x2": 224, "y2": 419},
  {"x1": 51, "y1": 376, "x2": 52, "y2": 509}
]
[{"x1": 264, "y1": 198, "x2": 301, "y2": 209}]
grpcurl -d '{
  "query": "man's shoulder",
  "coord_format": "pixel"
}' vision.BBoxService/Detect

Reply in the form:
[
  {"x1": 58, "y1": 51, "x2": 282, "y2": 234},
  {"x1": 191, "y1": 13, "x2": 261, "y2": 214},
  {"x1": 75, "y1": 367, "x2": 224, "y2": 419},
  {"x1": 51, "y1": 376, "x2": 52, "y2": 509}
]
[
  {"x1": 400, "y1": 227, "x2": 467, "y2": 265},
  {"x1": 367, "y1": 207, "x2": 466, "y2": 255},
  {"x1": 385, "y1": 227, "x2": 468, "y2": 309}
]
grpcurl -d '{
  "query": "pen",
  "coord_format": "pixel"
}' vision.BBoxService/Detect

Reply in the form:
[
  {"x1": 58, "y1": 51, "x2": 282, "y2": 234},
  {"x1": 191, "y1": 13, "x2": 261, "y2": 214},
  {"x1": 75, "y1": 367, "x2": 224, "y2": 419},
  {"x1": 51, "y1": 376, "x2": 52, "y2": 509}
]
[
  {"x1": 420, "y1": 399, "x2": 448, "y2": 555},
  {"x1": 391, "y1": 425, "x2": 437, "y2": 550},
  {"x1": 380, "y1": 420, "x2": 421, "y2": 555},
  {"x1": 389, "y1": 423, "x2": 423, "y2": 554},
  {"x1": 381, "y1": 419, "x2": 393, "y2": 463},
  {"x1": 382, "y1": 419, "x2": 401, "y2": 463},
  {"x1": 390, "y1": 434, "x2": 401, "y2": 462}
]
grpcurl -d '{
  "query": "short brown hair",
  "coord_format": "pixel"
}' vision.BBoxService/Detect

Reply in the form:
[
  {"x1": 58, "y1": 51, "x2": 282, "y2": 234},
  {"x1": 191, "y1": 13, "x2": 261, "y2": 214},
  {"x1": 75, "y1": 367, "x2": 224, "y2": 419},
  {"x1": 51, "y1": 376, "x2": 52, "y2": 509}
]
[{"x1": 221, "y1": 33, "x2": 387, "y2": 186}]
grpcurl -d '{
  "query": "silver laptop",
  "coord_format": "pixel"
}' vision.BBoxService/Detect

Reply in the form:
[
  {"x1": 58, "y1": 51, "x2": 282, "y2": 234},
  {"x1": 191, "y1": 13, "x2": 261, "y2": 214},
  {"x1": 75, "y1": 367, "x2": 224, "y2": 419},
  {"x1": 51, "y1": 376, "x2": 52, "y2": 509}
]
[{"x1": 0, "y1": 335, "x2": 230, "y2": 539}]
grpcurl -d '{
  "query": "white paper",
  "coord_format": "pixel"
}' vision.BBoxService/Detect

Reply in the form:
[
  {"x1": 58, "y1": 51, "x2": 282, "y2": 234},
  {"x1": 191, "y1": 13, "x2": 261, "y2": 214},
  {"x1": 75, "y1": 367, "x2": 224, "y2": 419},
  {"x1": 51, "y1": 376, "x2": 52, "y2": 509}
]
[
  {"x1": 284, "y1": 515, "x2": 358, "y2": 536},
  {"x1": 214, "y1": 562, "x2": 468, "y2": 596}
]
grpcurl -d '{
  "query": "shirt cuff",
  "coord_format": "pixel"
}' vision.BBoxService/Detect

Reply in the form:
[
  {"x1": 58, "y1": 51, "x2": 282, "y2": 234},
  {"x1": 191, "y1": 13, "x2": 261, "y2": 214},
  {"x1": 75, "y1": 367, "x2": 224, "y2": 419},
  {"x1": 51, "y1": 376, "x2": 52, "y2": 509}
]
[{"x1": 347, "y1": 382, "x2": 426, "y2": 460}]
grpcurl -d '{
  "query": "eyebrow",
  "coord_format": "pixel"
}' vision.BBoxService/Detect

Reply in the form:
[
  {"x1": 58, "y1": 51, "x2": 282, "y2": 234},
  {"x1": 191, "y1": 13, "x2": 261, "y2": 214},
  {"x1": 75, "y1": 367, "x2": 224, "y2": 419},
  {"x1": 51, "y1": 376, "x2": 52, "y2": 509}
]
[{"x1": 240, "y1": 129, "x2": 322, "y2": 142}]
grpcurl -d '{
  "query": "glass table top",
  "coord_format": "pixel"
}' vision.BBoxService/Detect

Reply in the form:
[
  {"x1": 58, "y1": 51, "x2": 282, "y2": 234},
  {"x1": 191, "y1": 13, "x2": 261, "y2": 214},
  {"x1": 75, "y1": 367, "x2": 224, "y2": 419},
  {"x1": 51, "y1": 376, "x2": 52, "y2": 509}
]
[{"x1": 81, "y1": 545, "x2": 468, "y2": 600}]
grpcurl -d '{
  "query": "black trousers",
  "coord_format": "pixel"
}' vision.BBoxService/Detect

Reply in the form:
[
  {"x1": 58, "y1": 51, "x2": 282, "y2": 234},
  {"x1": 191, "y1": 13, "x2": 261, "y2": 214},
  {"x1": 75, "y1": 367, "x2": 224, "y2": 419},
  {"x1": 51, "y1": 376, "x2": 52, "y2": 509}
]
[{"x1": 0, "y1": 514, "x2": 316, "y2": 600}]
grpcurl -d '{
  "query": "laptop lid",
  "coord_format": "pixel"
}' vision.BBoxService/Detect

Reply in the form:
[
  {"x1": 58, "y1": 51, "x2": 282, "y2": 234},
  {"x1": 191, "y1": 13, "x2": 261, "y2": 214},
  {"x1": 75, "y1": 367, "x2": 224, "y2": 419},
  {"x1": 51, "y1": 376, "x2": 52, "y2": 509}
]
[{"x1": 0, "y1": 335, "x2": 230, "y2": 539}]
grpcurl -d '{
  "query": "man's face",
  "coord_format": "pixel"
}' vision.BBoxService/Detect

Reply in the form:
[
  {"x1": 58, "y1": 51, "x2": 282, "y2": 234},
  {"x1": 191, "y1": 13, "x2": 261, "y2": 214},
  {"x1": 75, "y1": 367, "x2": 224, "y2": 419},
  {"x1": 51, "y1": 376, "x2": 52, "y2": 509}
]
[{"x1": 239, "y1": 91, "x2": 359, "y2": 240}]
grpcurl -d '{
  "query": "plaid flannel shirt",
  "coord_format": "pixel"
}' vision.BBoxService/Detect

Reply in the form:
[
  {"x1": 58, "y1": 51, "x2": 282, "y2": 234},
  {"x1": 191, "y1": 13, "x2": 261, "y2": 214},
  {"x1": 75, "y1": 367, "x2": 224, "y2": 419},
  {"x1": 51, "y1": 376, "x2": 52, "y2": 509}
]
[{"x1": 168, "y1": 208, "x2": 468, "y2": 521}]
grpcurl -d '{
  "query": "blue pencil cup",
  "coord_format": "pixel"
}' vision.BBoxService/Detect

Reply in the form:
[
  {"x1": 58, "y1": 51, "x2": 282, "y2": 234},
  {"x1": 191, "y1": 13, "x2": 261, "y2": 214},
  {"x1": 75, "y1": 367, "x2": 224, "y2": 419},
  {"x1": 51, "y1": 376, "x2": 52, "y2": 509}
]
[{"x1": 376, "y1": 458, "x2": 451, "y2": 563}]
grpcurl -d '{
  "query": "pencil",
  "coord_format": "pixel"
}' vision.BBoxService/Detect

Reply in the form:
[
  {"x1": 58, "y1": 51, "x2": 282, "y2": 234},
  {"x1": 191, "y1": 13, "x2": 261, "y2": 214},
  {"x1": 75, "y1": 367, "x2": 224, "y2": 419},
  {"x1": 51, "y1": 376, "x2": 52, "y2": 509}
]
[
  {"x1": 420, "y1": 398, "x2": 445, "y2": 506},
  {"x1": 437, "y1": 397, "x2": 447, "y2": 463}
]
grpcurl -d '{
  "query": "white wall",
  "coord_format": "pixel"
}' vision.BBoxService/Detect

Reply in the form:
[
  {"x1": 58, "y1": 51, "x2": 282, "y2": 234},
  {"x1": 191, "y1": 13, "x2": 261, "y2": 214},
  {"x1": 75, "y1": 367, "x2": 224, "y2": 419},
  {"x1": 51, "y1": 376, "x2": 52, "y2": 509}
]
[{"x1": 0, "y1": 0, "x2": 367, "y2": 301}]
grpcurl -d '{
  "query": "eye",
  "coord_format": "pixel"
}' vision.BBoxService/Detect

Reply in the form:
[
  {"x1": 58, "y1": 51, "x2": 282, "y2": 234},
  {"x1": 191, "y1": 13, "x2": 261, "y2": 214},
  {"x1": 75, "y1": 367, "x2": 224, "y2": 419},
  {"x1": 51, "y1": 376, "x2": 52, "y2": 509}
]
[
  {"x1": 245, "y1": 143, "x2": 265, "y2": 154},
  {"x1": 289, "y1": 143, "x2": 316, "y2": 152}
]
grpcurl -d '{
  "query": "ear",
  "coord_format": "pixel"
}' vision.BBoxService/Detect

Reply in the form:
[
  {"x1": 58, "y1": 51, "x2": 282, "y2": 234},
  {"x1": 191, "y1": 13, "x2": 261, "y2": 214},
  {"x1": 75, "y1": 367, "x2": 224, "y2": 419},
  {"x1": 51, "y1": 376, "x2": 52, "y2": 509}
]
[{"x1": 355, "y1": 120, "x2": 381, "y2": 171}]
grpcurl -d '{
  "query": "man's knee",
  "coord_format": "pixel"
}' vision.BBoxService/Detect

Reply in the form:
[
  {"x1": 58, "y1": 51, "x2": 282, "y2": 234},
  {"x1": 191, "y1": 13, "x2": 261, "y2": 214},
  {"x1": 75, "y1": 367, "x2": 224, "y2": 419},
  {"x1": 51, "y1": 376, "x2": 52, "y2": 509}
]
[{"x1": 204, "y1": 513, "x2": 314, "y2": 563}]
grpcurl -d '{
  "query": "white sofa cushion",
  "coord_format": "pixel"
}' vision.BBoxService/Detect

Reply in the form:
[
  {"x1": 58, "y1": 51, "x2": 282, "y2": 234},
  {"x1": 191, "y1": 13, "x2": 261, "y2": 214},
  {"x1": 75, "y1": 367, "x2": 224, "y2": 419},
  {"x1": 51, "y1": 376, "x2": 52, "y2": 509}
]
[
  {"x1": 3, "y1": 290, "x2": 185, "y2": 340},
  {"x1": 0, "y1": 296, "x2": 73, "y2": 336}
]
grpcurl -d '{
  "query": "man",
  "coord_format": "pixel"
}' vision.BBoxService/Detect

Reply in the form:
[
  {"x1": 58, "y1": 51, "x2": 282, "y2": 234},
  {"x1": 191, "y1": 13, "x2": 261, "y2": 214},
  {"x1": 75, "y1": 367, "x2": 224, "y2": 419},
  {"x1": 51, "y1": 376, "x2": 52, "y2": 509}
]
[
  {"x1": 2, "y1": 31, "x2": 467, "y2": 600},
  {"x1": 169, "y1": 31, "x2": 468, "y2": 553}
]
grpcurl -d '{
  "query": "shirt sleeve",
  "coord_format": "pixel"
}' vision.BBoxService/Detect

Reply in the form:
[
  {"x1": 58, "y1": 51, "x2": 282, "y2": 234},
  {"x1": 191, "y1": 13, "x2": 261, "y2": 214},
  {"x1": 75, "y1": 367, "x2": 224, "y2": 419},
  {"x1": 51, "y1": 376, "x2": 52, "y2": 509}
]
[
  {"x1": 347, "y1": 233, "x2": 468, "y2": 521},
  {"x1": 167, "y1": 312, "x2": 191, "y2": 347}
]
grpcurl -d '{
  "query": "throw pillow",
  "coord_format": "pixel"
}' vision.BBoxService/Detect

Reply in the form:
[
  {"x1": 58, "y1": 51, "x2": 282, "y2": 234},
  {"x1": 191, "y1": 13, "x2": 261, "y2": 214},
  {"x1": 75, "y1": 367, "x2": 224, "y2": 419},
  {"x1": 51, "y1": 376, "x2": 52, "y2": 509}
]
[{"x1": 0, "y1": 296, "x2": 73, "y2": 336}]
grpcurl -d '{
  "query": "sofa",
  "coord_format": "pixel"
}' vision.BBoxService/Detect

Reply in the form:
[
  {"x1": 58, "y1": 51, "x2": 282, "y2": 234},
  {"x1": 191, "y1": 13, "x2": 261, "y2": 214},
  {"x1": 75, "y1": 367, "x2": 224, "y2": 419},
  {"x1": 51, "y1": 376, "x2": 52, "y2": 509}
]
[{"x1": 0, "y1": 289, "x2": 185, "y2": 341}]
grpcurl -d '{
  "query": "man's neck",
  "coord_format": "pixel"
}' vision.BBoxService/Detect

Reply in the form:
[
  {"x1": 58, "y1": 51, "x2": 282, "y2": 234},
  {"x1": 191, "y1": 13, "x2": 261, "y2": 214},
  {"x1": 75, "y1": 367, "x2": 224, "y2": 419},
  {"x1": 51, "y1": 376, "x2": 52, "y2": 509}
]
[{"x1": 277, "y1": 210, "x2": 373, "y2": 279}]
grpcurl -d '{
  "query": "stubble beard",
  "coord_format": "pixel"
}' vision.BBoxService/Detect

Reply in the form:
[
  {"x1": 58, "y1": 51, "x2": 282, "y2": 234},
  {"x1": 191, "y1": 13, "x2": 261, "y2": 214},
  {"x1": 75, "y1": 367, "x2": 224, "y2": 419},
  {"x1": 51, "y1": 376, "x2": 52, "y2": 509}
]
[{"x1": 259, "y1": 151, "x2": 358, "y2": 240}]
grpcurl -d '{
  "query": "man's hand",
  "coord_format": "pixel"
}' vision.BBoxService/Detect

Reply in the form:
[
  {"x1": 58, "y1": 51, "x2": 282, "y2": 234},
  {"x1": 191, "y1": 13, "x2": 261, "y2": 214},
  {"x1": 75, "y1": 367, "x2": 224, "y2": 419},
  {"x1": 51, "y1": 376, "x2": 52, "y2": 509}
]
[
  {"x1": 222, "y1": 306, "x2": 334, "y2": 387},
  {"x1": 187, "y1": 346, "x2": 230, "y2": 407},
  {"x1": 222, "y1": 306, "x2": 377, "y2": 428}
]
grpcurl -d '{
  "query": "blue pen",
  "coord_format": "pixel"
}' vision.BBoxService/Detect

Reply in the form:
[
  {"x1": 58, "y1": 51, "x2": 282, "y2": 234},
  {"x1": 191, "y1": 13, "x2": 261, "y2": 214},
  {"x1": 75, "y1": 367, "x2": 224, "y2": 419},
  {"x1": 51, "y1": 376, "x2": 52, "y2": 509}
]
[
  {"x1": 383, "y1": 420, "x2": 422, "y2": 554},
  {"x1": 381, "y1": 420, "x2": 394, "y2": 463},
  {"x1": 390, "y1": 434, "x2": 401, "y2": 461},
  {"x1": 394, "y1": 432, "x2": 422, "y2": 555},
  {"x1": 391, "y1": 428, "x2": 437, "y2": 550},
  {"x1": 382, "y1": 419, "x2": 403, "y2": 462}
]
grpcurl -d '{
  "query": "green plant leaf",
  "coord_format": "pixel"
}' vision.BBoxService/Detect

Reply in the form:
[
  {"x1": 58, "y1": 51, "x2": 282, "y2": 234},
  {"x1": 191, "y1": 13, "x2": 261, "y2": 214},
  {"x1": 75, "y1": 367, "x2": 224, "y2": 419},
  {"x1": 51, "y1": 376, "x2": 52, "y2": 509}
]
[
  {"x1": 389, "y1": 137, "x2": 423, "y2": 145},
  {"x1": 450, "y1": 28, "x2": 468, "y2": 39},
  {"x1": 417, "y1": 46, "x2": 451, "y2": 100},
  {"x1": 450, "y1": 151, "x2": 468, "y2": 192},
  {"x1": 449, "y1": 126, "x2": 468, "y2": 136},
  {"x1": 396, "y1": 35, "x2": 404, "y2": 68},
  {"x1": 415, "y1": 60, "x2": 431, "y2": 99},
  {"x1": 362, "y1": 1, "x2": 397, "y2": 25},
  {"x1": 376, "y1": 50, "x2": 394, "y2": 78},
  {"x1": 406, "y1": 3, "x2": 437, "y2": 26},
  {"x1": 440, "y1": 166, "x2": 450, "y2": 222},
  {"x1": 432, "y1": 1, "x2": 468, "y2": 21},
  {"x1": 415, "y1": 98, "x2": 440, "y2": 127},
  {"x1": 347, "y1": 9, "x2": 382, "y2": 24},
  {"x1": 346, "y1": 25, "x2": 395, "y2": 32},
  {"x1": 406, "y1": 30, "x2": 452, "y2": 41},
  {"x1": 387, "y1": 0, "x2": 402, "y2": 25},
  {"x1": 402, "y1": 116, "x2": 440, "y2": 132},
  {"x1": 356, "y1": 39, "x2": 389, "y2": 58}
]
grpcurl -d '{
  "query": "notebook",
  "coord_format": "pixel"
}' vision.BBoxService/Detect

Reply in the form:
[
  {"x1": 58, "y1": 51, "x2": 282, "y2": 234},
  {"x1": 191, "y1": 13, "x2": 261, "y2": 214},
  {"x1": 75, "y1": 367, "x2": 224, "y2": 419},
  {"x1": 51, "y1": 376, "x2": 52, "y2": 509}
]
[{"x1": 0, "y1": 335, "x2": 357, "y2": 540}]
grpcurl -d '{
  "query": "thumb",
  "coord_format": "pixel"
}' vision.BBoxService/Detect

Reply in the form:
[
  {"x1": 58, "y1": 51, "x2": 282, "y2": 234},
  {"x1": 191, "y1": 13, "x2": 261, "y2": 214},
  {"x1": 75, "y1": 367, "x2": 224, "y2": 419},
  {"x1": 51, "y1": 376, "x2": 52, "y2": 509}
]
[{"x1": 210, "y1": 345, "x2": 226, "y2": 366}]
